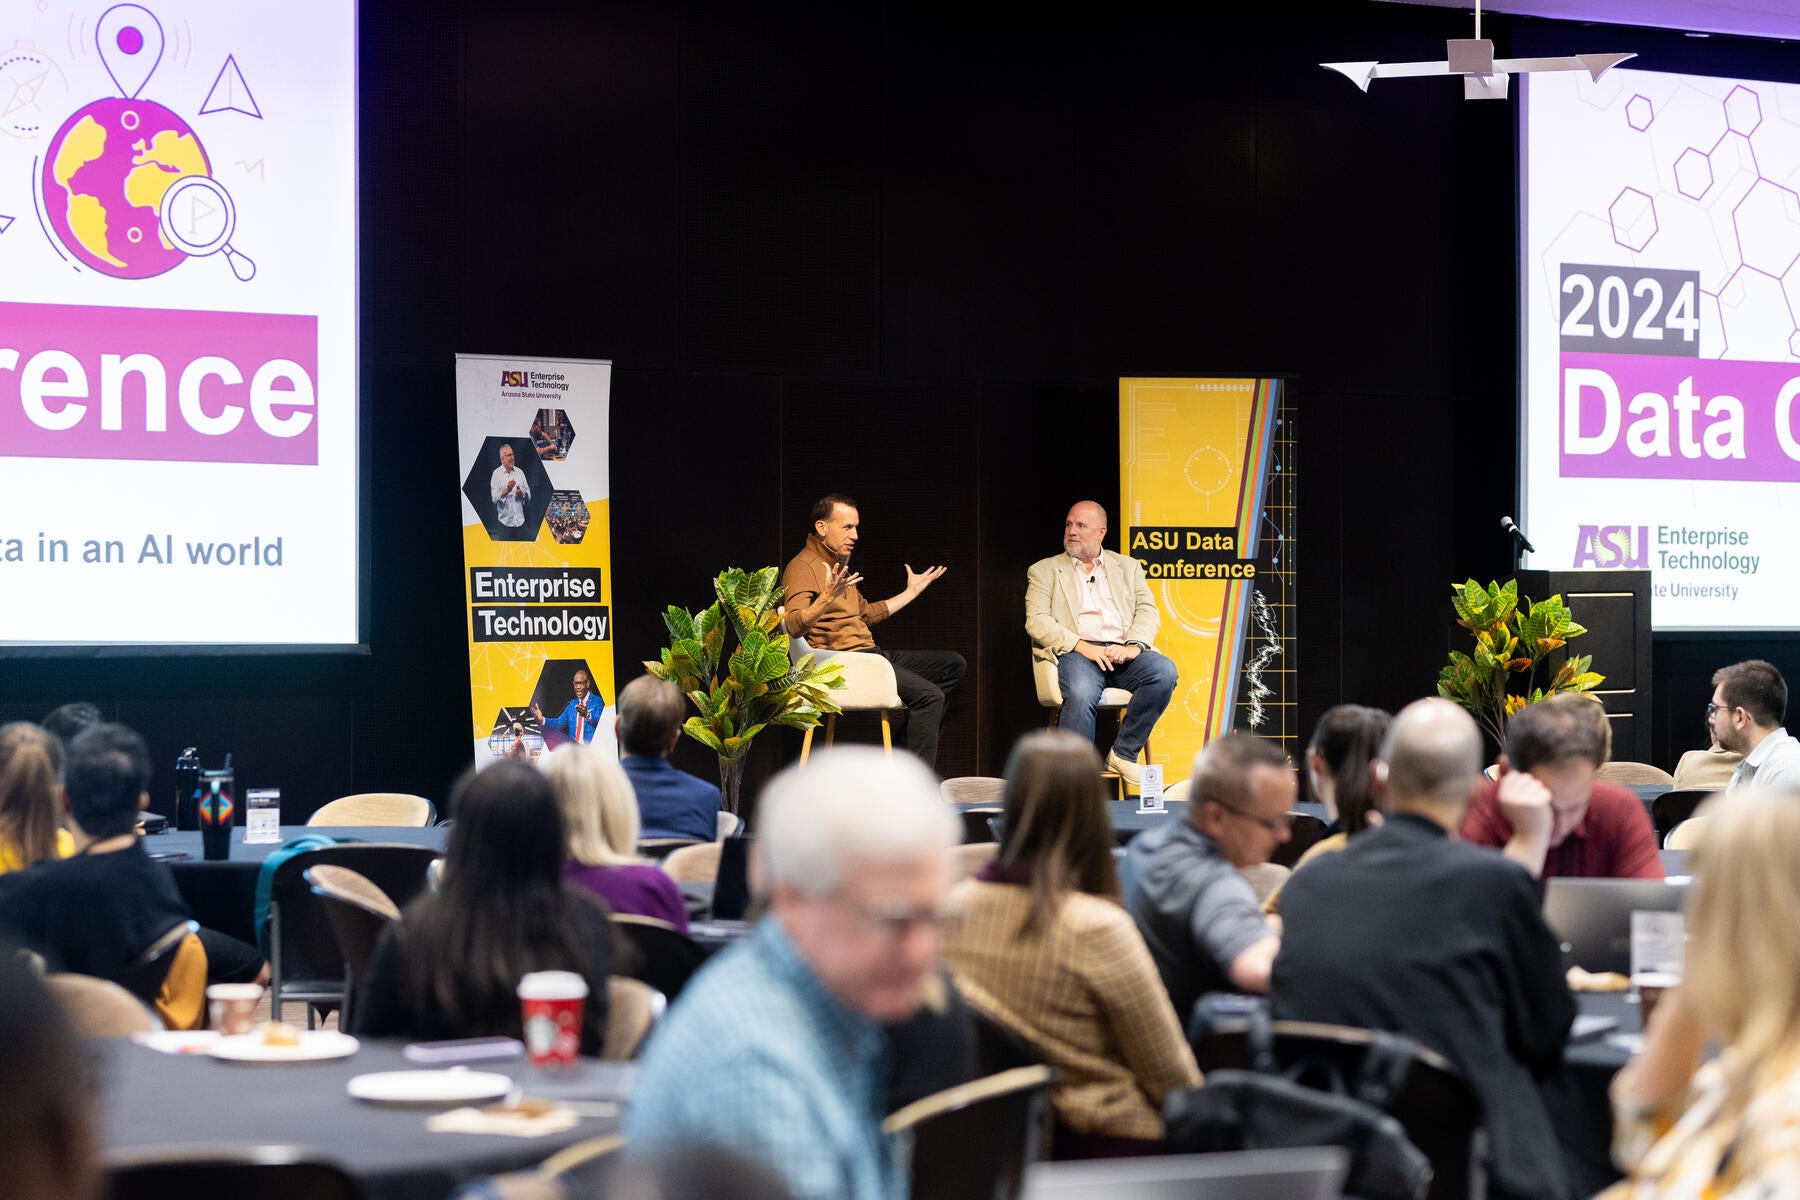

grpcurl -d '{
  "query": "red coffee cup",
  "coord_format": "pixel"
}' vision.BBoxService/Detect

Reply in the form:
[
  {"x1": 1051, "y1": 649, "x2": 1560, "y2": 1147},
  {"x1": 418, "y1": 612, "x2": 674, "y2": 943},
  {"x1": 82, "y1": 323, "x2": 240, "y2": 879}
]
[{"x1": 518, "y1": 971, "x2": 587, "y2": 1069}]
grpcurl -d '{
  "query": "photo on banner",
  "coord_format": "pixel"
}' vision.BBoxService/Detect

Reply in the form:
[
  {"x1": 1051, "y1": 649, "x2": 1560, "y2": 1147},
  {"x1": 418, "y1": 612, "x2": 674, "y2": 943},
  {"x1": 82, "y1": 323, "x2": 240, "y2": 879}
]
[
  {"x1": 455, "y1": 354, "x2": 614, "y2": 767},
  {"x1": 1119, "y1": 377, "x2": 1296, "y2": 782}
]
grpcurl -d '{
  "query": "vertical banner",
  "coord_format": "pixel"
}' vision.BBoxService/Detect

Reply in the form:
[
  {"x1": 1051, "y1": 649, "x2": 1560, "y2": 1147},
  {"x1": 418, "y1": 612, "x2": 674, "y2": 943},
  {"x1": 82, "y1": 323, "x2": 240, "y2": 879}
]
[
  {"x1": 1120, "y1": 377, "x2": 1296, "y2": 780},
  {"x1": 455, "y1": 354, "x2": 614, "y2": 767}
]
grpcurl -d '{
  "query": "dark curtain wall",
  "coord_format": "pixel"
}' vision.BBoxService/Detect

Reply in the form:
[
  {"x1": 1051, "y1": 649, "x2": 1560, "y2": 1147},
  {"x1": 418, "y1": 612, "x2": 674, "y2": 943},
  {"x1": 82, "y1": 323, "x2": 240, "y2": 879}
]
[{"x1": 2, "y1": 1, "x2": 1793, "y2": 816}]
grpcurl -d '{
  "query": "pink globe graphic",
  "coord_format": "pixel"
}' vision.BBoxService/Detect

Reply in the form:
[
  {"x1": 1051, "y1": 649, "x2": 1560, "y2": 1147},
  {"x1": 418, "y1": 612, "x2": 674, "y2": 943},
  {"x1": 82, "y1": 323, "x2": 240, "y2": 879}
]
[{"x1": 40, "y1": 96, "x2": 211, "y2": 279}]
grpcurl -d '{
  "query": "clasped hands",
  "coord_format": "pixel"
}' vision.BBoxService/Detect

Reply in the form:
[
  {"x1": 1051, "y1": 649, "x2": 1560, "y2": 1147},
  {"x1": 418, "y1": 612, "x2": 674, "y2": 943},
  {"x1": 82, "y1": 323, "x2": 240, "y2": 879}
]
[{"x1": 1076, "y1": 640, "x2": 1140, "y2": 668}]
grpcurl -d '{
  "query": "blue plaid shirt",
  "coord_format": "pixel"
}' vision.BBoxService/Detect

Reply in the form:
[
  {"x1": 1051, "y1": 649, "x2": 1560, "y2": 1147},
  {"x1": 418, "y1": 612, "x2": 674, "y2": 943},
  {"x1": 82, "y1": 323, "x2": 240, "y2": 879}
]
[{"x1": 625, "y1": 917, "x2": 903, "y2": 1200}]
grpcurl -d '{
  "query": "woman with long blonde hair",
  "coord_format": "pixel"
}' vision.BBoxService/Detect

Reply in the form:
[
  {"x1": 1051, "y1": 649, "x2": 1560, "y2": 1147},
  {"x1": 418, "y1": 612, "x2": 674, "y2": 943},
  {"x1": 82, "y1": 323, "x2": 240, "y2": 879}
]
[
  {"x1": 0, "y1": 724, "x2": 73, "y2": 874},
  {"x1": 1610, "y1": 786, "x2": 1800, "y2": 1197},
  {"x1": 539, "y1": 743, "x2": 690, "y2": 931}
]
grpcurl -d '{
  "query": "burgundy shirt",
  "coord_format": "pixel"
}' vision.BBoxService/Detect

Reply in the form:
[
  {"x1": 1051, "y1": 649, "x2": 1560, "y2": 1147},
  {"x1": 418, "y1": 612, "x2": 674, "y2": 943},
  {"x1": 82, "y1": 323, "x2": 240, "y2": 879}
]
[{"x1": 1459, "y1": 777, "x2": 1664, "y2": 881}]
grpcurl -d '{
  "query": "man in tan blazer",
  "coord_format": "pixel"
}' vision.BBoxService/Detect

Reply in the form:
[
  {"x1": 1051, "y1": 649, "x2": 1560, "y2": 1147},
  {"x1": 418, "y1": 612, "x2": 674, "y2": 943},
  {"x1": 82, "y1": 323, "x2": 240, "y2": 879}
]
[{"x1": 1025, "y1": 501, "x2": 1178, "y2": 785}]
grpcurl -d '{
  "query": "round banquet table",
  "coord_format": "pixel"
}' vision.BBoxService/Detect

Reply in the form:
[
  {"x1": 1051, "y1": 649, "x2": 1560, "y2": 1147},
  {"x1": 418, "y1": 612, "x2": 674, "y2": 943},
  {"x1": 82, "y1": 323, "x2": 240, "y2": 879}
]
[
  {"x1": 146, "y1": 825, "x2": 451, "y2": 945},
  {"x1": 96, "y1": 1036, "x2": 631, "y2": 1200}
]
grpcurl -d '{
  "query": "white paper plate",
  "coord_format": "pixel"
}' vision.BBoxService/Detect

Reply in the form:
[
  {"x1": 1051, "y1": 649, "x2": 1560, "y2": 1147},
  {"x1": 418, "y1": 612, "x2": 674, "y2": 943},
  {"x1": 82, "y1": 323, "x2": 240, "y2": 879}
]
[
  {"x1": 208, "y1": 1030, "x2": 361, "y2": 1062},
  {"x1": 346, "y1": 1068, "x2": 515, "y2": 1106}
]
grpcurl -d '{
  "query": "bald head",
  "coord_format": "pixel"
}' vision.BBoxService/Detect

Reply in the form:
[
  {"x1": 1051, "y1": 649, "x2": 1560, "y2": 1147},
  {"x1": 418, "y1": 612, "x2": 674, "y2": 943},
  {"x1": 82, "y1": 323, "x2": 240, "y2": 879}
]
[
  {"x1": 1380, "y1": 699, "x2": 1483, "y2": 822},
  {"x1": 1062, "y1": 501, "x2": 1109, "y2": 562}
]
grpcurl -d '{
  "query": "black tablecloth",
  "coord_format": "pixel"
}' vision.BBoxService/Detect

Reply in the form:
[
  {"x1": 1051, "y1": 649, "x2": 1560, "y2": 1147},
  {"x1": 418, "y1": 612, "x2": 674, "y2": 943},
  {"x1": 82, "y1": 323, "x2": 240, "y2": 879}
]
[
  {"x1": 97, "y1": 1037, "x2": 628, "y2": 1200},
  {"x1": 148, "y1": 826, "x2": 450, "y2": 945}
]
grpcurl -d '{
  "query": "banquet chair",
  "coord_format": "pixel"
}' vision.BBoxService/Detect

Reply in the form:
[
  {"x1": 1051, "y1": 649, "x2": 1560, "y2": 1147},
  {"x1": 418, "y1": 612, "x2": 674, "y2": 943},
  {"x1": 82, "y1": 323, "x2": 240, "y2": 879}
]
[
  {"x1": 947, "y1": 841, "x2": 1000, "y2": 885},
  {"x1": 122, "y1": 919, "x2": 206, "y2": 1031},
  {"x1": 1272, "y1": 812, "x2": 1330, "y2": 870},
  {"x1": 307, "y1": 793, "x2": 436, "y2": 827},
  {"x1": 46, "y1": 973, "x2": 157, "y2": 1038},
  {"x1": 450, "y1": 1135, "x2": 627, "y2": 1200},
  {"x1": 941, "y1": 776, "x2": 1006, "y2": 808},
  {"x1": 1651, "y1": 788, "x2": 1716, "y2": 842},
  {"x1": 1597, "y1": 761, "x2": 1676, "y2": 787},
  {"x1": 883, "y1": 1065, "x2": 1056, "y2": 1200},
  {"x1": 1162, "y1": 777, "x2": 1193, "y2": 803},
  {"x1": 1033, "y1": 658, "x2": 1142, "y2": 797},
  {"x1": 305, "y1": 865, "x2": 401, "y2": 1028},
  {"x1": 636, "y1": 837, "x2": 705, "y2": 860},
  {"x1": 602, "y1": 977, "x2": 665, "y2": 1059},
  {"x1": 1665, "y1": 814, "x2": 1709, "y2": 850},
  {"x1": 785, "y1": 616, "x2": 902, "y2": 763},
  {"x1": 609, "y1": 913, "x2": 706, "y2": 1001},
  {"x1": 105, "y1": 1145, "x2": 363, "y2": 1200},
  {"x1": 1190, "y1": 1018, "x2": 1485, "y2": 1200},
  {"x1": 268, "y1": 845, "x2": 438, "y2": 1024},
  {"x1": 715, "y1": 811, "x2": 741, "y2": 840},
  {"x1": 660, "y1": 841, "x2": 722, "y2": 885},
  {"x1": 1238, "y1": 861, "x2": 1290, "y2": 904}
]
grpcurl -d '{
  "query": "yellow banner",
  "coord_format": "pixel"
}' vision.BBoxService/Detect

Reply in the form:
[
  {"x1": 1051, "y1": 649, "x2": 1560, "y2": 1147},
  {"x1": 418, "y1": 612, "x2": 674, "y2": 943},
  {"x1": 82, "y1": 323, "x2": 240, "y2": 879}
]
[
  {"x1": 1120, "y1": 377, "x2": 1290, "y2": 781},
  {"x1": 455, "y1": 355, "x2": 615, "y2": 766}
]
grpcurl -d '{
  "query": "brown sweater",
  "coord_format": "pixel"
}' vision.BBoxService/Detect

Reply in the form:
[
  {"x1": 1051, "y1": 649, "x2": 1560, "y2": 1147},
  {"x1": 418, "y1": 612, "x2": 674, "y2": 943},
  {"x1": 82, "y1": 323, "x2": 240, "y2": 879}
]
[{"x1": 781, "y1": 534, "x2": 889, "y2": 651}]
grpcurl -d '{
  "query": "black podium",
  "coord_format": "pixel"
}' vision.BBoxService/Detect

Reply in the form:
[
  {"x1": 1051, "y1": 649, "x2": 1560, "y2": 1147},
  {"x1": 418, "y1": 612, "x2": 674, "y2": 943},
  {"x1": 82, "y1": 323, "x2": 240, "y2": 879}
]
[{"x1": 1514, "y1": 569, "x2": 1653, "y2": 766}]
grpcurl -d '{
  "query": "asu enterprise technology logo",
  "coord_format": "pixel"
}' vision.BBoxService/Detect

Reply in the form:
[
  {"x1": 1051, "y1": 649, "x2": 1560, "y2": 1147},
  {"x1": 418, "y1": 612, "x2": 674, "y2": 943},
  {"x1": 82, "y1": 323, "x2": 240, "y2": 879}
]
[
  {"x1": 1573, "y1": 524, "x2": 1649, "y2": 569},
  {"x1": 500, "y1": 370, "x2": 528, "y2": 387}
]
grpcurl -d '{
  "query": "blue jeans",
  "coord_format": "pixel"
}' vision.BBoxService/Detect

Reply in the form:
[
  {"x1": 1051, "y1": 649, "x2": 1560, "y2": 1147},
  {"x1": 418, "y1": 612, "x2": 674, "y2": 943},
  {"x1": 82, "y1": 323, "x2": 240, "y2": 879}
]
[{"x1": 1054, "y1": 648, "x2": 1179, "y2": 759}]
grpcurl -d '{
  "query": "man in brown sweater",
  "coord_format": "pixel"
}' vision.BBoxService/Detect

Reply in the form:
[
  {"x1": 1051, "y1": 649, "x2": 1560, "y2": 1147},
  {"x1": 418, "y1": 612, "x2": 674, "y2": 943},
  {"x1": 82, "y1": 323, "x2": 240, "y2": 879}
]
[{"x1": 781, "y1": 494, "x2": 963, "y2": 770}]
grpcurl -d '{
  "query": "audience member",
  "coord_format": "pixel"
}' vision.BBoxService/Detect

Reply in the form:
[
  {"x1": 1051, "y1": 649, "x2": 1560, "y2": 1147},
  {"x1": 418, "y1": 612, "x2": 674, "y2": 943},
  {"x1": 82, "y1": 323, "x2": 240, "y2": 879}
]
[
  {"x1": 616, "y1": 675, "x2": 720, "y2": 843},
  {"x1": 541, "y1": 742, "x2": 690, "y2": 932},
  {"x1": 627, "y1": 747, "x2": 957, "y2": 1200},
  {"x1": 941, "y1": 731, "x2": 1200, "y2": 1155},
  {"x1": 1271, "y1": 698, "x2": 1575, "y2": 1200},
  {"x1": 781, "y1": 494, "x2": 962, "y2": 770},
  {"x1": 1610, "y1": 786, "x2": 1800, "y2": 1197},
  {"x1": 0, "y1": 723, "x2": 264, "y2": 986},
  {"x1": 1123, "y1": 733, "x2": 1290, "y2": 1015},
  {"x1": 352, "y1": 762, "x2": 612, "y2": 1051},
  {"x1": 0, "y1": 724, "x2": 73, "y2": 873},
  {"x1": 0, "y1": 950, "x2": 99, "y2": 1200},
  {"x1": 39, "y1": 702, "x2": 101, "y2": 749},
  {"x1": 1709, "y1": 660, "x2": 1800, "y2": 793},
  {"x1": 1671, "y1": 741, "x2": 1741, "y2": 791},
  {"x1": 1262, "y1": 704, "x2": 1391, "y2": 914},
  {"x1": 1024, "y1": 501, "x2": 1179, "y2": 786},
  {"x1": 1461, "y1": 694, "x2": 1662, "y2": 880}
]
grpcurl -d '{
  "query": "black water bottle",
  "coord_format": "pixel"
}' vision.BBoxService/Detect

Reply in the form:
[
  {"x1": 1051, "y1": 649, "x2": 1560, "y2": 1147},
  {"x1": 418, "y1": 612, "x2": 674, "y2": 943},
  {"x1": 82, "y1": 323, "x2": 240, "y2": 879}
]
[{"x1": 174, "y1": 747, "x2": 202, "y2": 830}]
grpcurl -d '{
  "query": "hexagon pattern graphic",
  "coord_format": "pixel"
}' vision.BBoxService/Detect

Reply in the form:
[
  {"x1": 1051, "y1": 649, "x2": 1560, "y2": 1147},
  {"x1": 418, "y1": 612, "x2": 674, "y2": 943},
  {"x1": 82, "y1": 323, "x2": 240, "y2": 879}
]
[
  {"x1": 1625, "y1": 94, "x2": 1653, "y2": 131},
  {"x1": 1609, "y1": 187, "x2": 1658, "y2": 252}
]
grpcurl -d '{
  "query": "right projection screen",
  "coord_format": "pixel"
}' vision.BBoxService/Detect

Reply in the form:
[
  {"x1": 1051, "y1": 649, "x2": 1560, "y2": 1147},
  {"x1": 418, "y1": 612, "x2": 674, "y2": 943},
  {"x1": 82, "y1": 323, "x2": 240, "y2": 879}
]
[{"x1": 1520, "y1": 67, "x2": 1800, "y2": 631}]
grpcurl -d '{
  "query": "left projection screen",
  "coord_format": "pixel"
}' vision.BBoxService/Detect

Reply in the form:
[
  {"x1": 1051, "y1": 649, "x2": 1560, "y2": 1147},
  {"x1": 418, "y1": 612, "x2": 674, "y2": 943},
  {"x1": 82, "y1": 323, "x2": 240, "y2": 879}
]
[{"x1": 0, "y1": 0, "x2": 358, "y2": 648}]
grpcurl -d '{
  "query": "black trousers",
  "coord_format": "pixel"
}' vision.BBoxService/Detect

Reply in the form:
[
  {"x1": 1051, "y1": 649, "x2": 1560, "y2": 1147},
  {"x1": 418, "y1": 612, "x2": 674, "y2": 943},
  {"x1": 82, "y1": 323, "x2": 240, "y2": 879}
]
[{"x1": 875, "y1": 648, "x2": 966, "y2": 771}]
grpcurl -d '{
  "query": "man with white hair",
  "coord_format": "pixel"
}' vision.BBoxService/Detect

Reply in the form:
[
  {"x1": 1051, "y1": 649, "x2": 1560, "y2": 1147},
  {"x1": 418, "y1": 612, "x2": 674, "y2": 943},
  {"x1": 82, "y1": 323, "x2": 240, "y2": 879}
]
[{"x1": 625, "y1": 747, "x2": 958, "y2": 1200}]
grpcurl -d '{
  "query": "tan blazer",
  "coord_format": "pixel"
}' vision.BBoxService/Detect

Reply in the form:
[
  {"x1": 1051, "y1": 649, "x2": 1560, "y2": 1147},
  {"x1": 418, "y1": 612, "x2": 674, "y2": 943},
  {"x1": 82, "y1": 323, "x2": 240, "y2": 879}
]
[{"x1": 1025, "y1": 549, "x2": 1160, "y2": 665}]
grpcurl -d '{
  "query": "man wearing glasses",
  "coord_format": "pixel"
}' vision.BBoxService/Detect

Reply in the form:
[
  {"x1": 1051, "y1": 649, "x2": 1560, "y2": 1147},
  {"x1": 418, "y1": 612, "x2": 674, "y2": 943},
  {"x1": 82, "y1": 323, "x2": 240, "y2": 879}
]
[
  {"x1": 1123, "y1": 733, "x2": 1292, "y2": 1018},
  {"x1": 626, "y1": 747, "x2": 958, "y2": 1200},
  {"x1": 1709, "y1": 659, "x2": 1800, "y2": 794}
]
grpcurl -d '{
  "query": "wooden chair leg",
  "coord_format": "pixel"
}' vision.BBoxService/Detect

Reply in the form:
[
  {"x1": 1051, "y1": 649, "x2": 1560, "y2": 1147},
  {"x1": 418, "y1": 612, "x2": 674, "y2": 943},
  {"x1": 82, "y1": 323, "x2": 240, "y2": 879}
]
[
  {"x1": 825, "y1": 714, "x2": 838, "y2": 746},
  {"x1": 880, "y1": 714, "x2": 893, "y2": 754},
  {"x1": 1046, "y1": 705, "x2": 1062, "y2": 731},
  {"x1": 800, "y1": 726, "x2": 814, "y2": 767}
]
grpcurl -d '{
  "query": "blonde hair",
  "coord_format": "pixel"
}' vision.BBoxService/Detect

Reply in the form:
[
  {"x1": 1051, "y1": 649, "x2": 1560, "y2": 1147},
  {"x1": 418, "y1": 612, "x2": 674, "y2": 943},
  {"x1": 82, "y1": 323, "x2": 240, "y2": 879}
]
[
  {"x1": 1686, "y1": 787, "x2": 1800, "y2": 1098},
  {"x1": 538, "y1": 743, "x2": 640, "y2": 867},
  {"x1": 0, "y1": 724, "x2": 63, "y2": 868}
]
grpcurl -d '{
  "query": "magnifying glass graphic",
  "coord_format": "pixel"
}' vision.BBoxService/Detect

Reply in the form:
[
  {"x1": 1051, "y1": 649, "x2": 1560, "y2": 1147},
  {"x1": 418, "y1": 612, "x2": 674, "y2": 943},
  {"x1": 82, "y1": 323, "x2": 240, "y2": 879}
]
[{"x1": 158, "y1": 174, "x2": 256, "y2": 282}]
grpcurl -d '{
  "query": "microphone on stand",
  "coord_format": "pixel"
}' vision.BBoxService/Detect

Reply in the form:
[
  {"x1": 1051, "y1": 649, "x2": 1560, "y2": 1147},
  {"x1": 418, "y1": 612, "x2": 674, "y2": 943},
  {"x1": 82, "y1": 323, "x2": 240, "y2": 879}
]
[{"x1": 1500, "y1": 516, "x2": 1537, "y2": 555}]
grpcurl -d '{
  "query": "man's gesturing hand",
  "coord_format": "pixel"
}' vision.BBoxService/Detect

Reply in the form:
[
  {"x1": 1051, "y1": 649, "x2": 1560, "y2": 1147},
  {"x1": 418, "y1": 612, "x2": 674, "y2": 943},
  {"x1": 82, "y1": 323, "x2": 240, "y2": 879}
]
[{"x1": 904, "y1": 563, "x2": 947, "y2": 597}]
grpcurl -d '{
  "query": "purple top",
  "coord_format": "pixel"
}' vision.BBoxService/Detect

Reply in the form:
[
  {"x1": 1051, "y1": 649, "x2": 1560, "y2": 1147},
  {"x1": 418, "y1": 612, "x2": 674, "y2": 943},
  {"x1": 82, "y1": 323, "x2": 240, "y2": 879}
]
[{"x1": 563, "y1": 860, "x2": 691, "y2": 933}]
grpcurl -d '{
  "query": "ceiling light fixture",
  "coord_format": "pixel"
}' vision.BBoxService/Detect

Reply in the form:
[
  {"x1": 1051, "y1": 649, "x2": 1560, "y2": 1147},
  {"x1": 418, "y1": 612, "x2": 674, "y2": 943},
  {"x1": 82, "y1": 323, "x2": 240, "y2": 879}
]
[{"x1": 1321, "y1": 0, "x2": 1634, "y2": 100}]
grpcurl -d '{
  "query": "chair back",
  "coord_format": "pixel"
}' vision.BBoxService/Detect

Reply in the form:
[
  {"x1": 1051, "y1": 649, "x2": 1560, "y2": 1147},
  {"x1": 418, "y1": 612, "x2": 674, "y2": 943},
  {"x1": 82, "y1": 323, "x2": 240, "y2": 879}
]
[
  {"x1": 1238, "y1": 862, "x2": 1290, "y2": 904},
  {"x1": 1597, "y1": 761, "x2": 1675, "y2": 787},
  {"x1": 1665, "y1": 814, "x2": 1708, "y2": 850},
  {"x1": 636, "y1": 837, "x2": 704, "y2": 860},
  {"x1": 47, "y1": 973, "x2": 156, "y2": 1038},
  {"x1": 305, "y1": 865, "x2": 401, "y2": 1026},
  {"x1": 610, "y1": 913, "x2": 706, "y2": 1000},
  {"x1": 1271, "y1": 812, "x2": 1330, "y2": 869},
  {"x1": 787, "y1": 620, "x2": 903, "y2": 709},
  {"x1": 947, "y1": 842, "x2": 999, "y2": 885},
  {"x1": 1650, "y1": 788, "x2": 1716, "y2": 841},
  {"x1": 307, "y1": 793, "x2": 436, "y2": 827},
  {"x1": 106, "y1": 1145, "x2": 363, "y2": 1200},
  {"x1": 268, "y1": 845, "x2": 438, "y2": 1022},
  {"x1": 883, "y1": 1065, "x2": 1056, "y2": 1200},
  {"x1": 715, "y1": 810, "x2": 741, "y2": 840},
  {"x1": 661, "y1": 842, "x2": 722, "y2": 884},
  {"x1": 121, "y1": 919, "x2": 203, "y2": 1032},
  {"x1": 1162, "y1": 777, "x2": 1193, "y2": 803},
  {"x1": 1192, "y1": 1019, "x2": 1484, "y2": 1200},
  {"x1": 941, "y1": 776, "x2": 1006, "y2": 808},
  {"x1": 602, "y1": 976, "x2": 665, "y2": 1059}
]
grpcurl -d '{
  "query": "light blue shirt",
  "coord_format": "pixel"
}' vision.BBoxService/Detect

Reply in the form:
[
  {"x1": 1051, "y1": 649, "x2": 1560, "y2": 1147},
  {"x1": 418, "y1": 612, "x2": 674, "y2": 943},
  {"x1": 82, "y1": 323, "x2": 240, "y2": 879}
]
[
  {"x1": 625, "y1": 917, "x2": 903, "y2": 1200},
  {"x1": 1729, "y1": 726, "x2": 1800, "y2": 795}
]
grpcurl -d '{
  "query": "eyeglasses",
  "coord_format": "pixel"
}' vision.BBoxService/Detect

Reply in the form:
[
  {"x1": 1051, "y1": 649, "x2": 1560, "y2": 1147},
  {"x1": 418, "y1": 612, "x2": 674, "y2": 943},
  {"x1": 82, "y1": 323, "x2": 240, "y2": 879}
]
[
  {"x1": 1211, "y1": 802, "x2": 1290, "y2": 835},
  {"x1": 1706, "y1": 702, "x2": 1739, "y2": 718},
  {"x1": 847, "y1": 898, "x2": 963, "y2": 940}
]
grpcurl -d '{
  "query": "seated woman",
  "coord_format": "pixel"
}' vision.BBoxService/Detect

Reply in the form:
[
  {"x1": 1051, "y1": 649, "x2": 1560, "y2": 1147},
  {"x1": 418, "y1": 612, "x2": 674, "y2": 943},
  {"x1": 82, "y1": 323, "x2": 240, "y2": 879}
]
[
  {"x1": 940, "y1": 730, "x2": 1200, "y2": 1158},
  {"x1": 0, "y1": 724, "x2": 74, "y2": 874},
  {"x1": 351, "y1": 762, "x2": 612, "y2": 1052},
  {"x1": 540, "y1": 743, "x2": 690, "y2": 932},
  {"x1": 1263, "y1": 703, "x2": 1391, "y2": 915},
  {"x1": 1609, "y1": 787, "x2": 1800, "y2": 1198}
]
